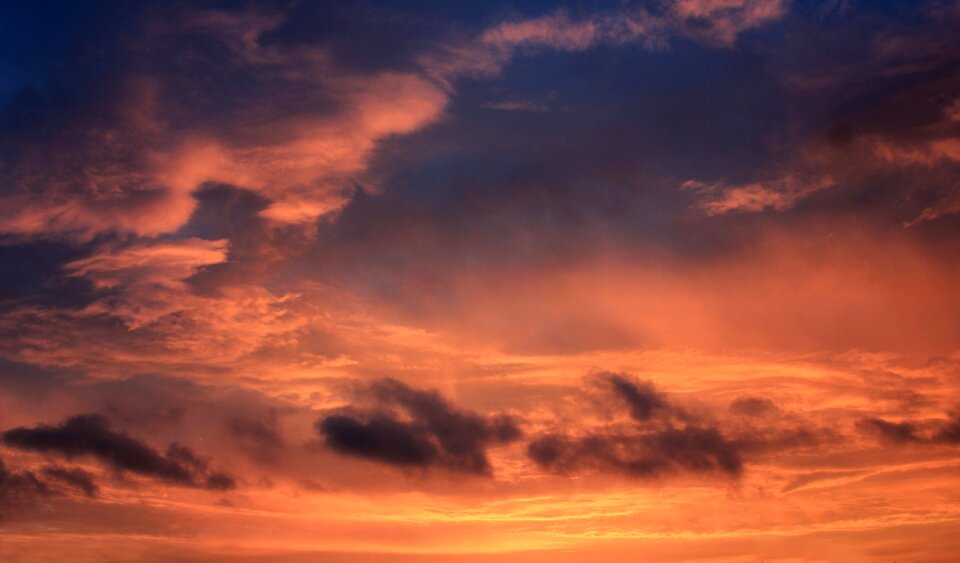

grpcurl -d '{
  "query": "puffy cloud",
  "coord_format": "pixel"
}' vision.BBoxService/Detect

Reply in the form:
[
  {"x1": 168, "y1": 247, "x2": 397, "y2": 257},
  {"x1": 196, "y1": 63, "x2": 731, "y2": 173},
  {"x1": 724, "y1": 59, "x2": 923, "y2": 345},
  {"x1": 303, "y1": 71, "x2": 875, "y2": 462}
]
[
  {"x1": 320, "y1": 415, "x2": 438, "y2": 468},
  {"x1": 317, "y1": 378, "x2": 521, "y2": 475}
]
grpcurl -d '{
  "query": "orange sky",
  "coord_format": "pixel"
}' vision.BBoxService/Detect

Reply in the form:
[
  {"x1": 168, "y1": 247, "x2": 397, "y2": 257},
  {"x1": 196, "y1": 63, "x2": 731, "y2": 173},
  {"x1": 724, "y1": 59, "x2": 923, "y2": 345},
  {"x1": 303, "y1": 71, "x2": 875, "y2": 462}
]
[{"x1": 2, "y1": 1, "x2": 960, "y2": 561}]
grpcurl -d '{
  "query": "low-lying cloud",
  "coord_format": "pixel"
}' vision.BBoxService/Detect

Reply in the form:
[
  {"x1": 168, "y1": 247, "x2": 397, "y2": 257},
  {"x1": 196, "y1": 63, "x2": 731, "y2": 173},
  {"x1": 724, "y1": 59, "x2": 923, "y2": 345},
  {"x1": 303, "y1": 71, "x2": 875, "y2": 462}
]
[
  {"x1": 2, "y1": 414, "x2": 235, "y2": 490},
  {"x1": 317, "y1": 378, "x2": 521, "y2": 475}
]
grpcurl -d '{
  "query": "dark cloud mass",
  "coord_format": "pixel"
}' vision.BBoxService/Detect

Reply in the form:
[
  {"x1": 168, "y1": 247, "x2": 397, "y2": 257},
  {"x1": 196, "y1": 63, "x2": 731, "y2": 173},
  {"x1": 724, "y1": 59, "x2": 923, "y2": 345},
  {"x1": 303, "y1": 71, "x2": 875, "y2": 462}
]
[
  {"x1": 318, "y1": 378, "x2": 522, "y2": 475},
  {"x1": 858, "y1": 413, "x2": 960, "y2": 445},
  {"x1": 857, "y1": 417, "x2": 921, "y2": 444},
  {"x1": 527, "y1": 373, "x2": 743, "y2": 479},
  {"x1": 320, "y1": 415, "x2": 437, "y2": 467},
  {"x1": 2, "y1": 414, "x2": 235, "y2": 490},
  {"x1": 528, "y1": 426, "x2": 743, "y2": 478}
]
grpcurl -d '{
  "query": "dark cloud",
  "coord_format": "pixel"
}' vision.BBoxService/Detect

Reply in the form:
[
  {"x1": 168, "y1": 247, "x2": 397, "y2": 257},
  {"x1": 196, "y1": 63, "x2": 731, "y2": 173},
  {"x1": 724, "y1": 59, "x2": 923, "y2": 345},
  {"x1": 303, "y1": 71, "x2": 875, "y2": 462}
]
[
  {"x1": 2, "y1": 414, "x2": 235, "y2": 490},
  {"x1": 597, "y1": 372, "x2": 668, "y2": 422},
  {"x1": 729, "y1": 396, "x2": 781, "y2": 417},
  {"x1": 165, "y1": 442, "x2": 209, "y2": 473},
  {"x1": 317, "y1": 378, "x2": 522, "y2": 475},
  {"x1": 0, "y1": 370, "x2": 297, "y2": 489},
  {"x1": 41, "y1": 465, "x2": 98, "y2": 497},
  {"x1": 320, "y1": 415, "x2": 437, "y2": 467},
  {"x1": 1, "y1": 457, "x2": 104, "y2": 517},
  {"x1": 527, "y1": 426, "x2": 743, "y2": 478},
  {"x1": 527, "y1": 373, "x2": 743, "y2": 479},
  {"x1": 934, "y1": 413, "x2": 960, "y2": 444},
  {"x1": 857, "y1": 413, "x2": 960, "y2": 446},
  {"x1": 857, "y1": 417, "x2": 922, "y2": 444},
  {"x1": 204, "y1": 471, "x2": 237, "y2": 491}
]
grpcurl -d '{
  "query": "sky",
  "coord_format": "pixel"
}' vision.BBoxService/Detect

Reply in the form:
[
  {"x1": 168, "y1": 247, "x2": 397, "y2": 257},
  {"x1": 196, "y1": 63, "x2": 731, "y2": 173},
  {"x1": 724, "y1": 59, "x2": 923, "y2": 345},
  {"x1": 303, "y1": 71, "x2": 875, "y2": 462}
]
[{"x1": 1, "y1": 0, "x2": 960, "y2": 561}]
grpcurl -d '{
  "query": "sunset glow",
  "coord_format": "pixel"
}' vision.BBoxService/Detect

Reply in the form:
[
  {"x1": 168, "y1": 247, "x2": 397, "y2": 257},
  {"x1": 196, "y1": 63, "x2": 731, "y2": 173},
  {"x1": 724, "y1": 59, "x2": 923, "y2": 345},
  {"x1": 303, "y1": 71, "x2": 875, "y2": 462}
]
[{"x1": 2, "y1": 1, "x2": 960, "y2": 561}]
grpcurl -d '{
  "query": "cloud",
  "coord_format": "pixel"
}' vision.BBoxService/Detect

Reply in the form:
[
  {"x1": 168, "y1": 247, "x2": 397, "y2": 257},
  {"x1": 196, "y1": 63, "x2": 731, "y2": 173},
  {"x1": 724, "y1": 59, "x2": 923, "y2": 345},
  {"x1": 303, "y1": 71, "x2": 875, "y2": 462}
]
[
  {"x1": 528, "y1": 425, "x2": 743, "y2": 478},
  {"x1": 858, "y1": 413, "x2": 960, "y2": 446},
  {"x1": 671, "y1": 0, "x2": 787, "y2": 45},
  {"x1": 2, "y1": 414, "x2": 235, "y2": 490},
  {"x1": 682, "y1": 176, "x2": 835, "y2": 215},
  {"x1": 479, "y1": 1, "x2": 784, "y2": 54},
  {"x1": 61, "y1": 237, "x2": 228, "y2": 329},
  {"x1": 317, "y1": 378, "x2": 521, "y2": 475},
  {"x1": 0, "y1": 1, "x2": 803, "y2": 379},
  {"x1": 935, "y1": 414, "x2": 960, "y2": 444},
  {"x1": 479, "y1": 10, "x2": 664, "y2": 53},
  {"x1": 857, "y1": 417, "x2": 921, "y2": 444},
  {"x1": 527, "y1": 373, "x2": 743, "y2": 479},
  {"x1": 0, "y1": 5, "x2": 448, "y2": 239},
  {"x1": 729, "y1": 396, "x2": 780, "y2": 417},
  {"x1": 871, "y1": 137, "x2": 960, "y2": 167},
  {"x1": 320, "y1": 415, "x2": 437, "y2": 468},
  {"x1": 597, "y1": 372, "x2": 668, "y2": 422},
  {"x1": 0, "y1": 238, "x2": 307, "y2": 373},
  {"x1": 0, "y1": 458, "x2": 48, "y2": 516},
  {"x1": 423, "y1": 1, "x2": 786, "y2": 83},
  {"x1": 41, "y1": 466, "x2": 99, "y2": 497}
]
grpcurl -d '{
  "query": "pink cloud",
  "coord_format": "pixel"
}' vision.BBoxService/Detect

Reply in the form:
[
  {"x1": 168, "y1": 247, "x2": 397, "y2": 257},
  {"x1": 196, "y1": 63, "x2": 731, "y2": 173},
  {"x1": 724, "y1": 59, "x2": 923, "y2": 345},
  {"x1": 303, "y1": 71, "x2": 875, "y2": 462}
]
[
  {"x1": 0, "y1": 15, "x2": 448, "y2": 240},
  {"x1": 682, "y1": 175, "x2": 834, "y2": 215}
]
